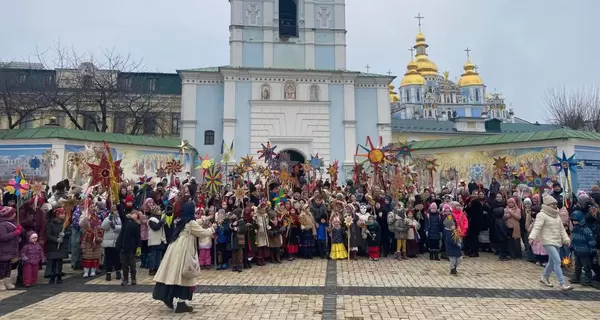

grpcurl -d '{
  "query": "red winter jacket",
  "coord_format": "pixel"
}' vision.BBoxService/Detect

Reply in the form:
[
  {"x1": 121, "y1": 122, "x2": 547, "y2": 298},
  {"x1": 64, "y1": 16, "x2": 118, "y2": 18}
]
[{"x1": 452, "y1": 208, "x2": 469, "y2": 237}]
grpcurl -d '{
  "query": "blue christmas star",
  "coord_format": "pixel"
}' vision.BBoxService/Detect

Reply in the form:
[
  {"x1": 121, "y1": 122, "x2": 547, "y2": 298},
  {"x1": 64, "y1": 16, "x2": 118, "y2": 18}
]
[
  {"x1": 310, "y1": 154, "x2": 323, "y2": 170},
  {"x1": 552, "y1": 151, "x2": 577, "y2": 176},
  {"x1": 29, "y1": 156, "x2": 41, "y2": 170}
]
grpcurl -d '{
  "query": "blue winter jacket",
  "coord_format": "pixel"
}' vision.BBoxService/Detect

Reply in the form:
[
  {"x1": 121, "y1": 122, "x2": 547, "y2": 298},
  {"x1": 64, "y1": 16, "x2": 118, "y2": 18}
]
[
  {"x1": 570, "y1": 211, "x2": 597, "y2": 255},
  {"x1": 443, "y1": 228, "x2": 462, "y2": 257}
]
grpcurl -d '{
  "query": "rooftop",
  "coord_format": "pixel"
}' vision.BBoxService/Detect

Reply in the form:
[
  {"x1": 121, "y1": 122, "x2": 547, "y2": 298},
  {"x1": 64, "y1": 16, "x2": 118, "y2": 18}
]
[
  {"x1": 0, "y1": 127, "x2": 186, "y2": 149},
  {"x1": 391, "y1": 118, "x2": 561, "y2": 134},
  {"x1": 178, "y1": 66, "x2": 392, "y2": 78},
  {"x1": 412, "y1": 128, "x2": 600, "y2": 150}
]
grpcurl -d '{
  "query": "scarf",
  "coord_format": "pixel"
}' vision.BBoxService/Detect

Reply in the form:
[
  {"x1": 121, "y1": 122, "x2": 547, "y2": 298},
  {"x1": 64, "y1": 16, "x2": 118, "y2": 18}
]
[
  {"x1": 171, "y1": 201, "x2": 195, "y2": 242},
  {"x1": 541, "y1": 204, "x2": 559, "y2": 218}
]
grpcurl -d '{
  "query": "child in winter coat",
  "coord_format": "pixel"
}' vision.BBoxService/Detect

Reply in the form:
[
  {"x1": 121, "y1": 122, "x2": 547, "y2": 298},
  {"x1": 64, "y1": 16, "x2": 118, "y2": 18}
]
[
  {"x1": 228, "y1": 210, "x2": 246, "y2": 272},
  {"x1": 329, "y1": 218, "x2": 348, "y2": 260},
  {"x1": 197, "y1": 217, "x2": 215, "y2": 270},
  {"x1": 267, "y1": 210, "x2": 283, "y2": 264},
  {"x1": 364, "y1": 215, "x2": 381, "y2": 261},
  {"x1": 20, "y1": 231, "x2": 45, "y2": 287},
  {"x1": 147, "y1": 207, "x2": 167, "y2": 276},
  {"x1": 215, "y1": 213, "x2": 231, "y2": 270},
  {"x1": 405, "y1": 210, "x2": 420, "y2": 258},
  {"x1": 116, "y1": 210, "x2": 141, "y2": 286},
  {"x1": 79, "y1": 211, "x2": 104, "y2": 278},
  {"x1": 139, "y1": 198, "x2": 155, "y2": 269},
  {"x1": 45, "y1": 207, "x2": 71, "y2": 284},
  {"x1": 570, "y1": 211, "x2": 597, "y2": 286},
  {"x1": 316, "y1": 214, "x2": 328, "y2": 259},
  {"x1": 504, "y1": 197, "x2": 522, "y2": 259},
  {"x1": 425, "y1": 203, "x2": 443, "y2": 260},
  {"x1": 388, "y1": 204, "x2": 410, "y2": 260},
  {"x1": 443, "y1": 215, "x2": 463, "y2": 275},
  {"x1": 0, "y1": 206, "x2": 21, "y2": 290}
]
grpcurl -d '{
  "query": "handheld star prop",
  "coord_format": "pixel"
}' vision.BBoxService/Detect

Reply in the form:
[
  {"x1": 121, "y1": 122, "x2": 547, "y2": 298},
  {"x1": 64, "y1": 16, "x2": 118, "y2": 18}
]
[
  {"x1": 240, "y1": 154, "x2": 256, "y2": 170},
  {"x1": 88, "y1": 154, "x2": 120, "y2": 188},
  {"x1": 493, "y1": 156, "x2": 508, "y2": 172},
  {"x1": 221, "y1": 140, "x2": 234, "y2": 164},
  {"x1": 391, "y1": 141, "x2": 414, "y2": 159},
  {"x1": 257, "y1": 142, "x2": 277, "y2": 163},
  {"x1": 178, "y1": 140, "x2": 190, "y2": 154},
  {"x1": 527, "y1": 171, "x2": 551, "y2": 193},
  {"x1": 273, "y1": 187, "x2": 287, "y2": 207},
  {"x1": 552, "y1": 151, "x2": 577, "y2": 176},
  {"x1": 165, "y1": 159, "x2": 183, "y2": 176},
  {"x1": 155, "y1": 167, "x2": 167, "y2": 179},
  {"x1": 137, "y1": 175, "x2": 152, "y2": 190},
  {"x1": 424, "y1": 158, "x2": 439, "y2": 173},
  {"x1": 7, "y1": 175, "x2": 29, "y2": 197},
  {"x1": 310, "y1": 153, "x2": 323, "y2": 170},
  {"x1": 234, "y1": 187, "x2": 247, "y2": 201},
  {"x1": 196, "y1": 154, "x2": 215, "y2": 175},
  {"x1": 204, "y1": 164, "x2": 223, "y2": 196},
  {"x1": 327, "y1": 160, "x2": 339, "y2": 186}
]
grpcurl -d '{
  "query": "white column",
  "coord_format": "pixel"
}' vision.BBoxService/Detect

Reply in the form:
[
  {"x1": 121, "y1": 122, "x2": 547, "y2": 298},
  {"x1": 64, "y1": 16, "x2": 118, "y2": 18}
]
[
  {"x1": 343, "y1": 82, "x2": 356, "y2": 165},
  {"x1": 263, "y1": 0, "x2": 274, "y2": 67},
  {"x1": 376, "y1": 84, "x2": 392, "y2": 144},
  {"x1": 50, "y1": 143, "x2": 66, "y2": 187},
  {"x1": 229, "y1": 0, "x2": 244, "y2": 67},
  {"x1": 334, "y1": 0, "x2": 346, "y2": 70},
  {"x1": 180, "y1": 81, "x2": 197, "y2": 146},
  {"x1": 223, "y1": 79, "x2": 237, "y2": 155}
]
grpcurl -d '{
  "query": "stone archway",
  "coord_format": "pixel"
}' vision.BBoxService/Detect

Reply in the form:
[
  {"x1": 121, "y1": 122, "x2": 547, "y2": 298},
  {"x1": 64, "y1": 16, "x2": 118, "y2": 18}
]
[{"x1": 280, "y1": 148, "x2": 305, "y2": 165}]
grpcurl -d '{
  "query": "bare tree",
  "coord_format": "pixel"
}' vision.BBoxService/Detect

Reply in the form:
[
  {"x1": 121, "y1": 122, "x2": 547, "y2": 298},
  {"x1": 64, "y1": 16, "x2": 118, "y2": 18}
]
[
  {"x1": 0, "y1": 61, "x2": 54, "y2": 129},
  {"x1": 544, "y1": 86, "x2": 600, "y2": 131}
]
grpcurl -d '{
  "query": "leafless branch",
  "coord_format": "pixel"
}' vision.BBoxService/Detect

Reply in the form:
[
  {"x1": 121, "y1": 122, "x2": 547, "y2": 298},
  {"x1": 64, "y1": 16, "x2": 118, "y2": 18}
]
[{"x1": 544, "y1": 86, "x2": 600, "y2": 131}]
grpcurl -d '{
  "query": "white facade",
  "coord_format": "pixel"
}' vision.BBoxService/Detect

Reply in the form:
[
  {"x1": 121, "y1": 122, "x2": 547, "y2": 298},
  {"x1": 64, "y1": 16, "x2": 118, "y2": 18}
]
[{"x1": 179, "y1": 0, "x2": 393, "y2": 182}]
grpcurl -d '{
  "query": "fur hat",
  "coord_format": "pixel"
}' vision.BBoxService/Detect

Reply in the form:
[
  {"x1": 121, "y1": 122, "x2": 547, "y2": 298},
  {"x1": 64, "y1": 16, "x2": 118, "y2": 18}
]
[
  {"x1": 0, "y1": 205, "x2": 16, "y2": 217},
  {"x1": 542, "y1": 194, "x2": 557, "y2": 205},
  {"x1": 429, "y1": 202, "x2": 438, "y2": 211},
  {"x1": 523, "y1": 198, "x2": 532, "y2": 206}
]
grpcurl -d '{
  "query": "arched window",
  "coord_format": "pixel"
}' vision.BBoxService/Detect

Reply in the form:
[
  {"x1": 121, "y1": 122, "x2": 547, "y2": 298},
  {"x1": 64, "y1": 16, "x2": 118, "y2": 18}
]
[
  {"x1": 416, "y1": 90, "x2": 420, "y2": 102},
  {"x1": 279, "y1": 0, "x2": 298, "y2": 37},
  {"x1": 475, "y1": 89, "x2": 480, "y2": 102},
  {"x1": 204, "y1": 130, "x2": 215, "y2": 145},
  {"x1": 405, "y1": 90, "x2": 410, "y2": 102},
  {"x1": 428, "y1": 109, "x2": 432, "y2": 117}
]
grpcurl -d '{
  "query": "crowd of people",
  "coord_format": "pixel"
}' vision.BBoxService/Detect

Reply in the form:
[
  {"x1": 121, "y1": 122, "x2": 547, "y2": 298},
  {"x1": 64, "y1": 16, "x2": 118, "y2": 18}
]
[{"x1": 0, "y1": 173, "x2": 599, "y2": 313}]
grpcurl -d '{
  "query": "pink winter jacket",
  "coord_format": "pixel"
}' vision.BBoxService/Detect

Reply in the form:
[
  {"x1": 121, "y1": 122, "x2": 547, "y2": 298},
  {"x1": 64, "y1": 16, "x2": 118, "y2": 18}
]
[{"x1": 451, "y1": 208, "x2": 469, "y2": 237}]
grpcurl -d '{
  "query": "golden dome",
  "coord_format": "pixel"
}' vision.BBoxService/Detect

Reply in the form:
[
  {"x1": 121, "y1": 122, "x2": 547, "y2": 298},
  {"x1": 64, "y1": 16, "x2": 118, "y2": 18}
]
[
  {"x1": 458, "y1": 59, "x2": 484, "y2": 87},
  {"x1": 400, "y1": 59, "x2": 426, "y2": 86},
  {"x1": 412, "y1": 32, "x2": 438, "y2": 76},
  {"x1": 389, "y1": 84, "x2": 400, "y2": 102}
]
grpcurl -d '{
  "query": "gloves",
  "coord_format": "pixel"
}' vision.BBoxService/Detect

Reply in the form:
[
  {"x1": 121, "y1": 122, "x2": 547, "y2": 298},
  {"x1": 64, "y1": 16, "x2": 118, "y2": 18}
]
[
  {"x1": 58, "y1": 232, "x2": 65, "y2": 238},
  {"x1": 14, "y1": 225, "x2": 22, "y2": 236},
  {"x1": 56, "y1": 237, "x2": 63, "y2": 243}
]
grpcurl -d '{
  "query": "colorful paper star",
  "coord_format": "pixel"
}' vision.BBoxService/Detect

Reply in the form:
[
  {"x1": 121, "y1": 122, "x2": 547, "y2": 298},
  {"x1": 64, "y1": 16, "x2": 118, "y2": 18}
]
[
  {"x1": 196, "y1": 154, "x2": 215, "y2": 174},
  {"x1": 29, "y1": 157, "x2": 41, "y2": 170},
  {"x1": 493, "y1": 157, "x2": 508, "y2": 171},
  {"x1": 6, "y1": 175, "x2": 29, "y2": 197},
  {"x1": 137, "y1": 175, "x2": 152, "y2": 189},
  {"x1": 257, "y1": 142, "x2": 277, "y2": 163},
  {"x1": 391, "y1": 141, "x2": 414, "y2": 158},
  {"x1": 552, "y1": 151, "x2": 577, "y2": 176},
  {"x1": 155, "y1": 167, "x2": 167, "y2": 179},
  {"x1": 425, "y1": 158, "x2": 439, "y2": 173},
  {"x1": 240, "y1": 154, "x2": 255, "y2": 170},
  {"x1": 204, "y1": 164, "x2": 222, "y2": 196},
  {"x1": 165, "y1": 159, "x2": 183, "y2": 175},
  {"x1": 178, "y1": 140, "x2": 190, "y2": 154},
  {"x1": 310, "y1": 154, "x2": 323, "y2": 170},
  {"x1": 88, "y1": 155, "x2": 120, "y2": 187}
]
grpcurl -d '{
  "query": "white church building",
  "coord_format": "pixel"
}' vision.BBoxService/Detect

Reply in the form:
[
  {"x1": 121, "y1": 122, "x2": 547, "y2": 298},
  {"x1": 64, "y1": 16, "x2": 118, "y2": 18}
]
[{"x1": 179, "y1": 0, "x2": 393, "y2": 180}]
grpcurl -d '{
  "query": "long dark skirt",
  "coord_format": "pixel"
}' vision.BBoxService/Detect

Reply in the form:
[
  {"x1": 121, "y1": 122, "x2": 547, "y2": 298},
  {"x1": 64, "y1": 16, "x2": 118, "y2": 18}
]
[
  {"x1": 299, "y1": 231, "x2": 314, "y2": 257},
  {"x1": 153, "y1": 282, "x2": 194, "y2": 303}
]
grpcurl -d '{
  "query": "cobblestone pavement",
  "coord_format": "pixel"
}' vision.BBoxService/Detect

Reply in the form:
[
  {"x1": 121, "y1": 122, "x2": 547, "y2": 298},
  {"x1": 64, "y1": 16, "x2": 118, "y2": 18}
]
[{"x1": 1, "y1": 253, "x2": 599, "y2": 320}]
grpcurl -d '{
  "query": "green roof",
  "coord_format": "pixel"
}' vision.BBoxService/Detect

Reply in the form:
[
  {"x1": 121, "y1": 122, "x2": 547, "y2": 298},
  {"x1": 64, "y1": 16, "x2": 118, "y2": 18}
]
[
  {"x1": 391, "y1": 119, "x2": 560, "y2": 134},
  {"x1": 179, "y1": 66, "x2": 393, "y2": 78},
  {"x1": 412, "y1": 128, "x2": 600, "y2": 150},
  {"x1": 0, "y1": 127, "x2": 185, "y2": 149}
]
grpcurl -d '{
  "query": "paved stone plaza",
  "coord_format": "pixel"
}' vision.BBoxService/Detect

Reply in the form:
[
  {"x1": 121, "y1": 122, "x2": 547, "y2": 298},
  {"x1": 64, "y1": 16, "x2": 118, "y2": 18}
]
[{"x1": 1, "y1": 253, "x2": 599, "y2": 320}]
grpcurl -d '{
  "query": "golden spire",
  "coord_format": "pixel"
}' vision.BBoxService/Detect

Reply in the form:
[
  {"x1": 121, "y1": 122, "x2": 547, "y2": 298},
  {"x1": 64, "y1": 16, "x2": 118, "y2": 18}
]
[
  {"x1": 400, "y1": 48, "x2": 426, "y2": 87},
  {"x1": 412, "y1": 14, "x2": 438, "y2": 76},
  {"x1": 458, "y1": 47, "x2": 484, "y2": 87},
  {"x1": 389, "y1": 84, "x2": 400, "y2": 102}
]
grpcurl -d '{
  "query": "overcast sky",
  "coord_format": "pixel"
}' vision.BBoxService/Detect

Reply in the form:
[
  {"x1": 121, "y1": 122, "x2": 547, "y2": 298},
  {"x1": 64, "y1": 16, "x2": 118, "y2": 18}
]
[{"x1": 2, "y1": 0, "x2": 599, "y2": 122}]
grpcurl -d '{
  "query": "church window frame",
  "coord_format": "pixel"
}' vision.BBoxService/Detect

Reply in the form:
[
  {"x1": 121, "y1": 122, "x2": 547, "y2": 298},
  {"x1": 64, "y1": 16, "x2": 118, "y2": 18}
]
[
  {"x1": 475, "y1": 89, "x2": 480, "y2": 102},
  {"x1": 279, "y1": 0, "x2": 299, "y2": 38},
  {"x1": 415, "y1": 90, "x2": 420, "y2": 102},
  {"x1": 260, "y1": 84, "x2": 271, "y2": 100},
  {"x1": 284, "y1": 81, "x2": 297, "y2": 100},
  {"x1": 309, "y1": 85, "x2": 320, "y2": 101},
  {"x1": 405, "y1": 90, "x2": 410, "y2": 103},
  {"x1": 204, "y1": 130, "x2": 215, "y2": 145}
]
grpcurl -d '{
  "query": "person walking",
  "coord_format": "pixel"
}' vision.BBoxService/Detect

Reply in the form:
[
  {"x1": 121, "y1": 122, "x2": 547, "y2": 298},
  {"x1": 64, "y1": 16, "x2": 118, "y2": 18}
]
[{"x1": 528, "y1": 195, "x2": 572, "y2": 291}]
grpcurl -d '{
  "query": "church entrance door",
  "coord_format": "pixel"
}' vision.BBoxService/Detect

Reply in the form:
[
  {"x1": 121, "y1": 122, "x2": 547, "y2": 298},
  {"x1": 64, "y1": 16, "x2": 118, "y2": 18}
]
[{"x1": 280, "y1": 149, "x2": 305, "y2": 165}]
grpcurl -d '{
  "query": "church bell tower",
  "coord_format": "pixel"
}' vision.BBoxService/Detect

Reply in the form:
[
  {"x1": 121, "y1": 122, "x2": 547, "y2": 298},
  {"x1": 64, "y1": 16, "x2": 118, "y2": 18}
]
[{"x1": 229, "y1": 0, "x2": 347, "y2": 70}]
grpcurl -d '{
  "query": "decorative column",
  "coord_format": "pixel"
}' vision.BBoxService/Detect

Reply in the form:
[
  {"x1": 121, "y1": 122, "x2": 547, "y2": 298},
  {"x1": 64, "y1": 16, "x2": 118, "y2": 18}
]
[
  {"x1": 49, "y1": 143, "x2": 66, "y2": 187},
  {"x1": 343, "y1": 76, "x2": 357, "y2": 168},
  {"x1": 222, "y1": 73, "x2": 237, "y2": 164},
  {"x1": 376, "y1": 80, "x2": 392, "y2": 144},
  {"x1": 180, "y1": 79, "x2": 198, "y2": 147}
]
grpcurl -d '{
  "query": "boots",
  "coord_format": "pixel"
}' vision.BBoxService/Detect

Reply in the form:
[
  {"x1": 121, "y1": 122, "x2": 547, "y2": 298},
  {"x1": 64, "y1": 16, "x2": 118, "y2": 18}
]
[
  {"x1": 131, "y1": 272, "x2": 137, "y2": 286},
  {"x1": 121, "y1": 273, "x2": 128, "y2": 286},
  {"x1": 49, "y1": 276, "x2": 56, "y2": 284},
  {"x1": 56, "y1": 274, "x2": 63, "y2": 284},
  {"x1": 0, "y1": 279, "x2": 5, "y2": 291},
  {"x1": 175, "y1": 301, "x2": 194, "y2": 313},
  {"x1": 106, "y1": 273, "x2": 112, "y2": 281},
  {"x1": 429, "y1": 253, "x2": 434, "y2": 260},
  {"x1": 90, "y1": 268, "x2": 96, "y2": 277},
  {"x1": 401, "y1": 252, "x2": 407, "y2": 260},
  {"x1": 83, "y1": 268, "x2": 90, "y2": 278},
  {"x1": 350, "y1": 251, "x2": 358, "y2": 260},
  {"x1": 435, "y1": 253, "x2": 440, "y2": 261},
  {"x1": 243, "y1": 259, "x2": 250, "y2": 269},
  {"x1": 115, "y1": 271, "x2": 122, "y2": 280},
  {"x1": 275, "y1": 252, "x2": 282, "y2": 264},
  {"x1": 4, "y1": 277, "x2": 15, "y2": 290}
]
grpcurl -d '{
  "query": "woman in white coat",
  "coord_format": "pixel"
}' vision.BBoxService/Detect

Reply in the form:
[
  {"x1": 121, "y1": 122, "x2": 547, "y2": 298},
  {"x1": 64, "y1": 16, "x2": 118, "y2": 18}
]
[
  {"x1": 528, "y1": 195, "x2": 572, "y2": 291},
  {"x1": 101, "y1": 210, "x2": 122, "y2": 281},
  {"x1": 152, "y1": 201, "x2": 205, "y2": 313}
]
